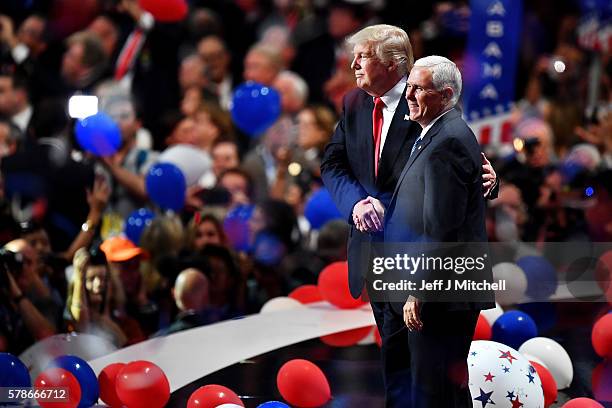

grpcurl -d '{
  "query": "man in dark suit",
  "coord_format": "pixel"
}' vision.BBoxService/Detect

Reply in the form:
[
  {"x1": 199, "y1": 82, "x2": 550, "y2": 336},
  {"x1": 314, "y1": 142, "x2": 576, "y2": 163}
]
[
  {"x1": 382, "y1": 56, "x2": 495, "y2": 406},
  {"x1": 321, "y1": 25, "x2": 497, "y2": 407}
]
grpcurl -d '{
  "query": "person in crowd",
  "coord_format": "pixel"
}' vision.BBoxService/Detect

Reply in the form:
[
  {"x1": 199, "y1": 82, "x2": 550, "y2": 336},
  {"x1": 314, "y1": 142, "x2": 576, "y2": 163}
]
[
  {"x1": 0, "y1": 69, "x2": 33, "y2": 134},
  {"x1": 87, "y1": 14, "x2": 121, "y2": 64},
  {"x1": 200, "y1": 244, "x2": 245, "y2": 318},
  {"x1": 192, "y1": 102, "x2": 236, "y2": 153},
  {"x1": 60, "y1": 31, "x2": 108, "y2": 95},
  {"x1": 0, "y1": 118, "x2": 20, "y2": 158},
  {"x1": 178, "y1": 53, "x2": 209, "y2": 95},
  {"x1": 100, "y1": 236, "x2": 157, "y2": 336},
  {"x1": 197, "y1": 35, "x2": 235, "y2": 110},
  {"x1": 3, "y1": 239, "x2": 61, "y2": 330},
  {"x1": 98, "y1": 95, "x2": 157, "y2": 229},
  {"x1": 217, "y1": 168, "x2": 254, "y2": 210},
  {"x1": 295, "y1": 104, "x2": 337, "y2": 178},
  {"x1": 0, "y1": 240, "x2": 56, "y2": 354},
  {"x1": 187, "y1": 212, "x2": 229, "y2": 252},
  {"x1": 153, "y1": 268, "x2": 212, "y2": 336},
  {"x1": 245, "y1": 199, "x2": 300, "y2": 308},
  {"x1": 243, "y1": 43, "x2": 283, "y2": 86},
  {"x1": 66, "y1": 246, "x2": 127, "y2": 346},
  {"x1": 212, "y1": 139, "x2": 240, "y2": 177}
]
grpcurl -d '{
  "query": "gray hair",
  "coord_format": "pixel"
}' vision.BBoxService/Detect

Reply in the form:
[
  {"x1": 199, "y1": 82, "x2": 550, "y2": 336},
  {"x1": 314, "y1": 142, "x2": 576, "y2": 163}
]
[
  {"x1": 347, "y1": 24, "x2": 414, "y2": 77},
  {"x1": 247, "y1": 43, "x2": 284, "y2": 72},
  {"x1": 413, "y1": 56, "x2": 462, "y2": 107},
  {"x1": 276, "y1": 70, "x2": 309, "y2": 104}
]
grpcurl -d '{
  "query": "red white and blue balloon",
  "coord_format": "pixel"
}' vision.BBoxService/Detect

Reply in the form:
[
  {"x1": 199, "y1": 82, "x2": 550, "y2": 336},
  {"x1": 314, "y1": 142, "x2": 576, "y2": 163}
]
[{"x1": 468, "y1": 340, "x2": 544, "y2": 408}]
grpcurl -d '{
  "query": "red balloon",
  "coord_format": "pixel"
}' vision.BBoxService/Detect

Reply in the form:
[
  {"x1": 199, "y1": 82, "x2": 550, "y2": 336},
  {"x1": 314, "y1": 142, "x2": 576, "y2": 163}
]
[
  {"x1": 320, "y1": 326, "x2": 372, "y2": 347},
  {"x1": 562, "y1": 397, "x2": 605, "y2": 408},
  {"x1": 592, "y1": 360, "x2": 612, "y2": 402},
  {"x1": 187, "y1": 384, "x2": 244, "y2": 408},
  {"x1": 318, "y1": 262, "x2": 365, "y2": 309},
  {"x1": 98, "y1": 363, "x2": 125, "y2": 408},
  {"x1": 115, "y1": 360, "x2": 170, "y2": 408},
  {"x1": 373, "y1": 326, "x2": 382, "y2": 347},
  {"x1": 530, "y1": 361, "x2": 557, "y2": 407},
  {"x1": 277, "y1": 359, "x2": 331, "y2": 407},
  {"x1": 473, "y1": 314, "x2": 492, "y2": 340},
  {"x1": 138, "y1": 0, "x2": 188, "y2": 22},
  {"x1": 35, "y1": 368, "x2": 82, "y2": 408},
  {"x1": 591, "y1": 313, "x2": 612, "y2": 358},
  {"x1": 289, "y1": 285, "x2": 323, "y2": 304}
]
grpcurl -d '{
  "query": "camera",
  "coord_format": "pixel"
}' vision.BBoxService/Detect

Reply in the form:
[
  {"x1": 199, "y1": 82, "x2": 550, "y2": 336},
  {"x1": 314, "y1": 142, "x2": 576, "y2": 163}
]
[
  {"x1": 197, "y1": 187, "x2": 231, "y2": 206},
  {"x1": 0, "y1": 248, "x2": 23, "y2": 289}
]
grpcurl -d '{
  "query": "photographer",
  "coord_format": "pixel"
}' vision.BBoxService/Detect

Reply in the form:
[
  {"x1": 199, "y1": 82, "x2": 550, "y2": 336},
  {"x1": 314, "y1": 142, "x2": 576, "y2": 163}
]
[{"x1": 0, "y1": 244, "x2": 55, "y2": 354}]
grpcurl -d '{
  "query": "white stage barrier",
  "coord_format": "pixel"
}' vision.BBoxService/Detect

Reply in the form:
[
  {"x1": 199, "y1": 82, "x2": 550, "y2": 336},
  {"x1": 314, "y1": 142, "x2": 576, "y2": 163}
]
[{"x1": 88, "y1": 302, "x2": 375, "y2": 392}]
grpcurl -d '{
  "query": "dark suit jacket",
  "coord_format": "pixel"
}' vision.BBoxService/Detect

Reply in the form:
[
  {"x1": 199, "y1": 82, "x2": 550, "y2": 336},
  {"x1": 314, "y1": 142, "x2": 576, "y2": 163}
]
[
  {"x1": 385, "y1": 108, "x2": 495, "y2": 313},
  {"x1": 321, "y1": 86, "x2": 421, "y2": 298}
]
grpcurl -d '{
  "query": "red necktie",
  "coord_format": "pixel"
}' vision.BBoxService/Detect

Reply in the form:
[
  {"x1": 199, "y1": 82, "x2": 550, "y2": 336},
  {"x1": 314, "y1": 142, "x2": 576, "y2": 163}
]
[
  {"x1": 372, "y1": 97, "x2": 385, "y2": 177},
  {"x1": 115, "y1": 28, "x2": 145, "y2": 81}
]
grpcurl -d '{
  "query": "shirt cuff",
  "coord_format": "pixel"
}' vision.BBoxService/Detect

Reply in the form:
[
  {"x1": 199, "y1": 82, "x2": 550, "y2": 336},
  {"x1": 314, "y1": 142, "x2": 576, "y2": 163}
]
[{"x1": 138, "y1": 11, "x2": 155, "y2": 31}]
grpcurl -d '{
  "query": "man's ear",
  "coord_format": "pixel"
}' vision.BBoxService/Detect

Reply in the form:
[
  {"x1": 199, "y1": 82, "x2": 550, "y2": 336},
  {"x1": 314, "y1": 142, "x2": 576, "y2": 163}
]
[{"x1": 443, "y1": 87, "x2": 454, "y2": 101}]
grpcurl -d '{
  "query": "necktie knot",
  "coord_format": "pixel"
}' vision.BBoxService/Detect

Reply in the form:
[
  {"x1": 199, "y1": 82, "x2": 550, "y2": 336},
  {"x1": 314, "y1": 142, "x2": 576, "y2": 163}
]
[{"x1": 374, "y1": 97, "x2": 385, "y2": 111}]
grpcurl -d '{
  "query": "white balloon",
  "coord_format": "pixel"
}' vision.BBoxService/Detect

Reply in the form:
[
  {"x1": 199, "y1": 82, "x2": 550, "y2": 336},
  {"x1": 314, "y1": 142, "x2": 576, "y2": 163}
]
[
  {"x1": 519, "y1": 337, "x2": 573, "y2": 389},
  {"x1": 19, "y1": 332, "x2": 117, "y2": 381},
  {"x1": 215, "y1": 404, "x2": 244, "y2": 408},
  {"x1": 480, "y1": 302, "x2": 504, "y2": 326},
  {"x1": 468, "y1": 340, "x2": 544, "y2": 408},
  {"x1": 492, "y1": 263, "x2": 528, "y2": 305},
  {"x1": 260, "y1": 297, "x2": 305, "y2": 313},
  {"x1": 158, "y1": 144, "x2": 214, "y2": 186}
]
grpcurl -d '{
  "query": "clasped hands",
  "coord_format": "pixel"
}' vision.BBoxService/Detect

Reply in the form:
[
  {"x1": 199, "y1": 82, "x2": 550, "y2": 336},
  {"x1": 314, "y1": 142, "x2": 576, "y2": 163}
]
[{"x1": 352, "y1": 196, "x2": 385, "y2": 233}]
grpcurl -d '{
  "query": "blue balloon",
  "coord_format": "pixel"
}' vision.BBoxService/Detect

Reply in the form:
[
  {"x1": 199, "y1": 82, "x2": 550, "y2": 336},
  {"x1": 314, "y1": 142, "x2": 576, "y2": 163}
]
[
  {"x1": 74, "y1": 112, "x2": 122, "y2": 156},
  {"x1": 492, "y1": 310, "x2": 538, "y2": 350},
  {"x1": 304, "y1": 187, "x2": 343, "y2": 230},
  {"x1": 224, "y1": 204, "x2": 254, "y2": 251},
  {"x1": 258, "y1": 402, "x2": 290, "y2": 408},
  {"x1": 518, "y1": 302, "x2": 557, "y2": 334},
  {"x1": 125, "y1": 208, "x2": 156, "y2": 245},
  {"x1": 516, "y1": 256, "x2": 557, "y2": 300},
  {"x1": 145, "y1": 162, "x2": 186, "y2": 212},
  {"x1": 230, "y1": 82, "x2": 281, "y2": 136},
  {"x1": 0, "y1": 353, "x2": 30, "y2": 405},
  {"x1": 48, "y1": 355, "x2": 98, "y2": 408}
]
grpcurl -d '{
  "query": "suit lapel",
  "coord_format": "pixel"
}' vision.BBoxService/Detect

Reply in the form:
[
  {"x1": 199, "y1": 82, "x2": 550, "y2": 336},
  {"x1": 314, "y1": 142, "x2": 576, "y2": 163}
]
[
  {"x1": 359, "y1": 96, "x2": 375, "y2": 185},
  {"x1": 376, "y1": 95, "x2": 413, "y2": 186},
  {"x1": 391, "y1": 109, "x2": 459, "y2": 201}
]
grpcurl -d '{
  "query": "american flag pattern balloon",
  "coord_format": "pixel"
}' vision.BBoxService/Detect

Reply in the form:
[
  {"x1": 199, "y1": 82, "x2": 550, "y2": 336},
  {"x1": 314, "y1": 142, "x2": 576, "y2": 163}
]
[{"x1": 468, "y1": 340, "x2": 545, "y2": 408}]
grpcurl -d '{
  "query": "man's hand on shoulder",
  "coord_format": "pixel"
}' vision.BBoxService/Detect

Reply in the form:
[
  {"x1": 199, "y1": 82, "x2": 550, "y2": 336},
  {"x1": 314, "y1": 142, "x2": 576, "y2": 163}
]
[{"x1": 481, "y1": 152, "x2": 498, "y2": 198}]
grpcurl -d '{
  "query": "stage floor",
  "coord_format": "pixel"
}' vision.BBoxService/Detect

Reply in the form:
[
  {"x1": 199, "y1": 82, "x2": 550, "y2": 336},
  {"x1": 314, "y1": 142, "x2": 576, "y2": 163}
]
[{"x1": 167, "y1": 302, "x2": 610, "y2": 407}]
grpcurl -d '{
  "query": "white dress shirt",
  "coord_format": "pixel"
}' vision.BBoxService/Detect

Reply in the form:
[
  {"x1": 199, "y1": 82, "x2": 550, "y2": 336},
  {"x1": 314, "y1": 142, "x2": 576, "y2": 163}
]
[{"x1": 376, "y1": 76, "x2": 407, "y2": 160}]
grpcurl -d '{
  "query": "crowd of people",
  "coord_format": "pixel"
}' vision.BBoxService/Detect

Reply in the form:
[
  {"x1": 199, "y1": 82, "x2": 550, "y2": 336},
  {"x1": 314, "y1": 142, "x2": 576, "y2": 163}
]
[{"x1": 0, "y1": 0, "x2": 610, "y2": 358}]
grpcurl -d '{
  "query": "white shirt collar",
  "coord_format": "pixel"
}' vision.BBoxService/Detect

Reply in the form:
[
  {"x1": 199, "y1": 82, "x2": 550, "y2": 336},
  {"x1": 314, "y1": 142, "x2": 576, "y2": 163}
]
[
  {"x1": 12, "y1": 105, "x2": 33, "y2": 133},
  {"x1": 375, "y1": 75, "x2": 407, "y2": 112},
  {"x1": 419, "y1": 107, "x2": 453, "y2": 139}
]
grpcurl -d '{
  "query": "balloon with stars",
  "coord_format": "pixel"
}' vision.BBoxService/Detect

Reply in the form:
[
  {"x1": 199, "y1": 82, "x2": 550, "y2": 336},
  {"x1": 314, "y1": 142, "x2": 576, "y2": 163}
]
[{"x1": 469, "y1": 340, "x2": 545, "y2": 408}]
